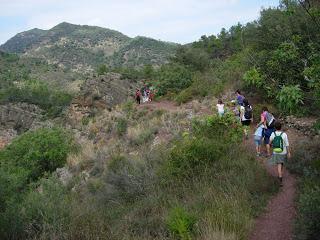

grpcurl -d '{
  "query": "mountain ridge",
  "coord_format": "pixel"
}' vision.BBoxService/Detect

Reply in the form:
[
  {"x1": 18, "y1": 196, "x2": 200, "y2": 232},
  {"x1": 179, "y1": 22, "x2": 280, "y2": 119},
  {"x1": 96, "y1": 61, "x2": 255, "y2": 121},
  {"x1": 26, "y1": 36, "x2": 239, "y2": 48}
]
[{"x1": 0, "y1": 22, "x2": 178, "y2": 71}]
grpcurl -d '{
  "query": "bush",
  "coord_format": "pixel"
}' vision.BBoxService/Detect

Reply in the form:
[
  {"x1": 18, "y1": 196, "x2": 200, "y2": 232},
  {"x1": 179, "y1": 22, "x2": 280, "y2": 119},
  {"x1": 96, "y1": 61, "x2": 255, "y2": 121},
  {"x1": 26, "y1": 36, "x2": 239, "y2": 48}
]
[
  {"x1": 164, "y1": 114, "x2": 243, "y2": 178},
  {"x1": 157, "y1": 63, "x2": 193, "y2": 95},
  {"x1": 287, "y1": 139, "x2": 320, "y2": 240},
  {"x1": 0, "y1": 80, "x2": 73, "y2": 117},
  {"x1": 0, "y1": 128, "x2": 73, "y2": 239},
  {"x1": 115, "y1": 118, "x2": 128, "y2": 136},
  {"x1": 0, "y1": 128, "x2": 72, "y2": 181},
  {"x1": 277, "y1": 85, "x2": 303, "y2": 115},
  {"x1": 167, "y1": 207, "x2": 197, "y2": 240}
]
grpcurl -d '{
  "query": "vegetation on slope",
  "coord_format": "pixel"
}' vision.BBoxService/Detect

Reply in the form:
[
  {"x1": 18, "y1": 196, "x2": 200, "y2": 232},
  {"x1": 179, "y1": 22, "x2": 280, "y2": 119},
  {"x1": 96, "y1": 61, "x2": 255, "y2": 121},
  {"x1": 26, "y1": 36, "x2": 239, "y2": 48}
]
[
  {"x1": 0, "y1": 22, "x2": 177, "y2": 71},
  {"x1": 0, "y1": 52, "x2": 74, "y2": 117},
  {"x1": 0, "y1": 104, "x2": 277, "y2": 239},
  {"x1": 0, "y1": 128, "x2": 73, "y2": 238},
  {"x1": 287, "y1": 138, "x2": 320, "y2": 240}
]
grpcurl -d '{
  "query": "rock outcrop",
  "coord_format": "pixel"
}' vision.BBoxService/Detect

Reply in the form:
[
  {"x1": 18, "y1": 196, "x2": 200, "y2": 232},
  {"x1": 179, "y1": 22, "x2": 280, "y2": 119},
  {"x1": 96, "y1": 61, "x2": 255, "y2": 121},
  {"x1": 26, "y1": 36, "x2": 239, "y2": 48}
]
[
  {"x1": 283, "y1": 115, "x2": 319, "y2": 136},
  {"x1": 67, "y1": 72, "x2": 137, "y2": 125}
]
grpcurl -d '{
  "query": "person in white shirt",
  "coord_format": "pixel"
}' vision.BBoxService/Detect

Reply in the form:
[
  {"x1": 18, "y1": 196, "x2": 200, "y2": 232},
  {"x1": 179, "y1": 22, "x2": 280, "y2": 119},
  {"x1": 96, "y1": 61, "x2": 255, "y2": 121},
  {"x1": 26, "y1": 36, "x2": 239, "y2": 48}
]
[
  {"x1": 269, "y1": 121, "x2": 291, "y2": 186},
  {"x1": 216, "y1": 99, "x2": 225, "y2": 117}
]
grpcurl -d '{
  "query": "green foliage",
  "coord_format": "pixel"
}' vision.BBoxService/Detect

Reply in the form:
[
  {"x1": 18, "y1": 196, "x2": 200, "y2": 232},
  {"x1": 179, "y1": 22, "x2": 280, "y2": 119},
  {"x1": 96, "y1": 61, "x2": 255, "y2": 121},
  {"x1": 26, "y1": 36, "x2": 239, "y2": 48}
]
[
  {"x1": 0, "y1": 128, "x2": 73, "y2": 238},
  {"x1": 173, "y1": 46, "x2": 210, "y2": 71},
  {"x1": 0, "y1": 128, "x2": 72, "y2": 181},
  {"x1": 164, "y1": 114, "x2": 243, "y2": 178},
  {"x1": 243, "y1": 67, "x2": 263, "y2": 87},
  {"x1": 157, "y1": 63, "x2": 193, "y2": 95},
  {"x1": 115, "y1": 117, "x2": 128, "y2": 136},
  {"x1": 97, "y1": 64, "x2": 108, "y2": 75},
  {"x1": 276, "y1": 85, "x2": 303, "y2": 114},
  {"x1": 287, "y1": 138, "x2": 320, "y2": 240},
  {"x1": 143, "y1": 64, "x2": 155, "y2": 78},
  {"x1": 0, "y1": 80, "x2": 72, "y2": 117},
  {"x1": 166, "y1": 207, "x2": 196, "y2": 240},
  {"x1": 313, "y1": 119, "x2": 320, "y2": 133}
]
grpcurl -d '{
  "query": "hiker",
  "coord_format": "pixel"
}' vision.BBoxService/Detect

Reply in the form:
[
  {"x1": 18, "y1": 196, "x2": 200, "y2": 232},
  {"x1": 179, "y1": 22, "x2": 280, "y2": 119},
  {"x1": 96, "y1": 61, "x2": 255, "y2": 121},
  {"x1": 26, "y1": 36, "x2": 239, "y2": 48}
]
[
  {"x1": 149, "y1": 90, "x2": 155, "y2": 102},
  {"x1": 269, "y1": 121, "x2": 291, "y2": 186},
  {"x1": 240, "y1": 98, "x2": 253, "y2": 137},
  {"x1": 235, "y1": 90, "x2": 245, "y2": 106},
  {"x1": 257, "y1": 107, "x2": 276, "y2": 157},
  {"x1": 135, "y1": 89, "x2": 141, "y2": 104},
  {"x1": 216, "y1": 99, "x2": 225, "y2": 117},
  {"x1": 253, "y1": 123, "x2": 264, "y2": 156}
]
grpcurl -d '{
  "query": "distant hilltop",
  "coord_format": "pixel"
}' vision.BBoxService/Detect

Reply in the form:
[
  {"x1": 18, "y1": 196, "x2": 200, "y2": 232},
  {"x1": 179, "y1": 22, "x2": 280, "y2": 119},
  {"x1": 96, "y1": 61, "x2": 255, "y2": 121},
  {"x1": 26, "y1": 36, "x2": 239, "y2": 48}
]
[{"x1": 0, "y1": 22, "x2": 178, "y2": 71}]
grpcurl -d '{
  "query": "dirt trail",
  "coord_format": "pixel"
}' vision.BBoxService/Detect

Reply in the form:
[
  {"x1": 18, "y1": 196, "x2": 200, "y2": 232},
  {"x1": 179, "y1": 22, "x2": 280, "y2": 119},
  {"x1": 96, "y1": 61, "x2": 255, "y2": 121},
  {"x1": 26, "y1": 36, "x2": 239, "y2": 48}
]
[
  {"x1": 137, "y1": 100, "x2": 212, "y2": 115},
  {"x1": 137, "y1": 100, "x2": 180, "y2": 112},
  {"x1": 249, "y1": 128, "x2": 305, "y2": 240}
]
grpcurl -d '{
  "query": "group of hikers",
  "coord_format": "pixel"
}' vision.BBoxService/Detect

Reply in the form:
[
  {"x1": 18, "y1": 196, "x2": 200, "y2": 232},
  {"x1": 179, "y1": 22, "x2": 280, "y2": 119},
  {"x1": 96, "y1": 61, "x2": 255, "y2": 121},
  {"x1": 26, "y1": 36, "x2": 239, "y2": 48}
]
[
  {"x1": 216, "y1": 90, "x2": 291, "y2": 186},
  {"x1": 135, "y1": 84, "x2": 155, "y2": 104}
]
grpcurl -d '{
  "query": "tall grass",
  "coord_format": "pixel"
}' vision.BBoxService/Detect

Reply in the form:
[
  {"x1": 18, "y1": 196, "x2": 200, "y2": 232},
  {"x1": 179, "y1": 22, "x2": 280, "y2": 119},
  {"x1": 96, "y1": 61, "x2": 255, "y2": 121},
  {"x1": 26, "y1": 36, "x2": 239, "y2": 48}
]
[{"x1": 0, "y1": 113, "x2": 278, "y2": 239}]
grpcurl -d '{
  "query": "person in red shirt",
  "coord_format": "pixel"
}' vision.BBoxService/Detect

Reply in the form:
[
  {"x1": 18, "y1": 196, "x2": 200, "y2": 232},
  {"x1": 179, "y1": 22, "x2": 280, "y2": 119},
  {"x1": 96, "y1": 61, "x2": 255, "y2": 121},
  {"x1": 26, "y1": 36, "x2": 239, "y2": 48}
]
[{"x1": 135, "y1": 89, "x2": 141, "y2": 104}]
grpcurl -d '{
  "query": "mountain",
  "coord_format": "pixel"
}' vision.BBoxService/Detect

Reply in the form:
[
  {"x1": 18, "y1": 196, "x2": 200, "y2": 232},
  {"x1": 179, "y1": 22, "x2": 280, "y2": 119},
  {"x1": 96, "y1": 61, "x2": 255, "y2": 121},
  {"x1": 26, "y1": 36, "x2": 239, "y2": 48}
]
[{"x1": 0, "y1": 22, "x2": 178, "y2": 72}]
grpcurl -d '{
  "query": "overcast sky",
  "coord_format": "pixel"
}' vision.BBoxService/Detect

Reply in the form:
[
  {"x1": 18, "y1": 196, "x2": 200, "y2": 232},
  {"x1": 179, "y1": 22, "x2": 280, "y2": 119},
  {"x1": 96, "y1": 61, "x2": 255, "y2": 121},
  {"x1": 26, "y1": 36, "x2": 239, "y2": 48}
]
[{"x1": 0, "y1": 0, "x2": 279, "y2": 44}]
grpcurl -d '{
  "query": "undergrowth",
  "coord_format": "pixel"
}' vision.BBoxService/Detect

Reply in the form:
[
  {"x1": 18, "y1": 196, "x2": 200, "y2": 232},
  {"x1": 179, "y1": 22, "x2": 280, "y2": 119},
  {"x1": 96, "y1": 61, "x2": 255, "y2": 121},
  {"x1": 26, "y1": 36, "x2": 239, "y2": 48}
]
[{"x1": 0, "y1": 111, "x2": 277, "y2": 239}]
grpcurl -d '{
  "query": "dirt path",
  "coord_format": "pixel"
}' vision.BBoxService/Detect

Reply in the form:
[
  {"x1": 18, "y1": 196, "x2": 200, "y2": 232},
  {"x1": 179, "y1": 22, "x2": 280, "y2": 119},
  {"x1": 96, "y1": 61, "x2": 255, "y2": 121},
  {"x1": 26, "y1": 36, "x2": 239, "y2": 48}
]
[
  {"x1": 249, "y1": 128, "x2": 304, "y2": 240},
  {"x1": 137, "y1": 100, "x2": 180, "y2": 112},
  {"x1": 137, "y1": 100, "x2": 212, "y2": 115}
]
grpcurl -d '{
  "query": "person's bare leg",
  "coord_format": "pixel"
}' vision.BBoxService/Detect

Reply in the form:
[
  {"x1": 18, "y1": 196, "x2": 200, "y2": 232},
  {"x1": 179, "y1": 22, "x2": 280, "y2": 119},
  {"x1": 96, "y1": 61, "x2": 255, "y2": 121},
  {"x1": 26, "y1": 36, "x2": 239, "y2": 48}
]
[
  {"x1": 277, "y1": 163, "x2": 283, "y2": 185},
  {"x1": 277, "y1": 164, "x2": 283, "y2": 178},
  {"x1": 266, "y1": 144, "x2": 270, "y2": 156}
]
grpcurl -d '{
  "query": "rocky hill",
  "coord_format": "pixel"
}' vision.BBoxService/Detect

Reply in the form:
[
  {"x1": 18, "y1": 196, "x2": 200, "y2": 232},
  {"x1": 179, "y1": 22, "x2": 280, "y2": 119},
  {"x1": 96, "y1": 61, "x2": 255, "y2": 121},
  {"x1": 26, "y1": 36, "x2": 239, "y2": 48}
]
[{"x1": 0, "y1": 22, "x2": 177, "y2": 72}]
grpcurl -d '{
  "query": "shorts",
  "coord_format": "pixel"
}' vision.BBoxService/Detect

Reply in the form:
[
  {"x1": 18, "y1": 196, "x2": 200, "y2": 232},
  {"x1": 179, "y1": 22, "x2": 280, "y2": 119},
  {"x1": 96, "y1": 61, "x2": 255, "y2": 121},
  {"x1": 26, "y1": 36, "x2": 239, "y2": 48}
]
[
  {"x1": 269, "y1": 154, "x2": 287, "y2": 165},
  {"x1": 218, "y1": 111, "x2": 224, "y2": 117},
  {"x1": 264, "y1": 127, "x2": 275, "y2": 144},
  {"x1": 254, "y1": 136, "x2": 262, "y2": 146},
  {"x1": 241, "y1": 120, "x2": 251, "y2": 126}
]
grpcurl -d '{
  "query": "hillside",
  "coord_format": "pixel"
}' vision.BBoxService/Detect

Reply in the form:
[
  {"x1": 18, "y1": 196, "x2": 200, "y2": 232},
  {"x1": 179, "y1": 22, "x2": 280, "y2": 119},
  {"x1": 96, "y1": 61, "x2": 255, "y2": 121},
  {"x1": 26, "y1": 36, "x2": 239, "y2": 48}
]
[
  {"x1": 0, "y1": 22, "x2": 177, "y2": 72},
  {"x1": 0, "y1": 1, "x2": 319, "y2": 240}
]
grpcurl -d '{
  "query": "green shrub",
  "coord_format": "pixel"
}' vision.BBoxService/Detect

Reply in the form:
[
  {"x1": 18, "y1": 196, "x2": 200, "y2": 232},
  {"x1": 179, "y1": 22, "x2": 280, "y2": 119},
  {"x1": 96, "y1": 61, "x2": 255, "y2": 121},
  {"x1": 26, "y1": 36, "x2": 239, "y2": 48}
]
[
  {"x1": 294, "y1": 182, "x2": 320, "y2": 240},
  {"x1": 97, "y1": 64, "x2": 108, "y2": 75},
  {"x1": 115, "y1": 118, "x2": 128, "y2": 136},
  {"x1": 0, "y1": 80, "x2": 72, "y2": 117},
  {"x1": 164, "y1": 114, "x2": 242, "y2": 178},
  {"x1": 167, "y1": 207, "x2": 197, "y2": 240},
  {"x1": 175, "y1": 88, "x2": 195, "y2": 104},
  {"x1": 243, "y1": 67, "x2": 263, "y2": 87},
  {"x1": 0, "y1": 128, "x2": 73, "y2": 239},
  {"x1": 0, "y1": 128, "x2": 72, "y2": 181},
  {"x1": 313, "y1": 119, "x2": 320, "y2": 133},
  {"x1": 287, "y1": 139, "x2": 320, "y2": 240},
  {"x1": 157, "y1": 63, "x2": 193, "y2": 95},
  {"x1": 277, "y1": 85, "x2": 303, "y2": 115}
]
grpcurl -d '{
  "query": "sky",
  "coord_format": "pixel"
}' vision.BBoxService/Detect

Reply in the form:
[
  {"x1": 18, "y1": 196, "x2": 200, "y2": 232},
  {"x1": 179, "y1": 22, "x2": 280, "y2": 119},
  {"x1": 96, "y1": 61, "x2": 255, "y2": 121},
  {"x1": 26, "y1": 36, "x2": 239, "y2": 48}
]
[{"x1": 0, "y1": 0, "x2": 279, "y2": 45}]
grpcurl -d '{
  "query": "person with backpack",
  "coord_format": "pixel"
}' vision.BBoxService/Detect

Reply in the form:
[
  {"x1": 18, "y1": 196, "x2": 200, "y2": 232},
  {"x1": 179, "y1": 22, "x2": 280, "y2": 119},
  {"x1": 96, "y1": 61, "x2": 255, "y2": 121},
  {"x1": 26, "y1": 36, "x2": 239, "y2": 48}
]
[
  {"x1": 240, "y1": 98, "x2": 253, "y2": 138},
  {"x1": 235, "y1": 90, "x2": 245, "y2": 106},
  {"x1": 269, "y1": 121, "x2": 291, "y2": 186},
  {"x1": 257, "y1": 107, "x2": 276, "y2": 157}
]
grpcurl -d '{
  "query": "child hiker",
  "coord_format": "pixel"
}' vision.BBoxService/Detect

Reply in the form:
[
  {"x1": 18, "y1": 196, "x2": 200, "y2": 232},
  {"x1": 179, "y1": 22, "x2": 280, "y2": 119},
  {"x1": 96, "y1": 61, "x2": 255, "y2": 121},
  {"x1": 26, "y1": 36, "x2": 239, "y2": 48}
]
[
  {"x1": 254, "y1": 123, "x2": 264, "y2": 157},
  {"x1": 269, "y1": 121, "x2": 291, "y2": 186},
  {"x1": 216, "y1": 99, "x2": 225, "y2": 117}
]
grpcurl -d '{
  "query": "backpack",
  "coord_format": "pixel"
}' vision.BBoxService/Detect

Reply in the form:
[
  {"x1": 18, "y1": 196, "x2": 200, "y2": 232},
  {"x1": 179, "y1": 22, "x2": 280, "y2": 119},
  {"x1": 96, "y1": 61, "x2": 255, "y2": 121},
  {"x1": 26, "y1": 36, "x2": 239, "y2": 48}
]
[
  {"x1": 265, "y1": 112, "x2": 275, "y2": 128},
  {"x1": 244, "y1": 105, "x2": 252, "y2": 119},
  {"x1": 272, "y1": 132, "x2": 284, "y2": 153}
]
